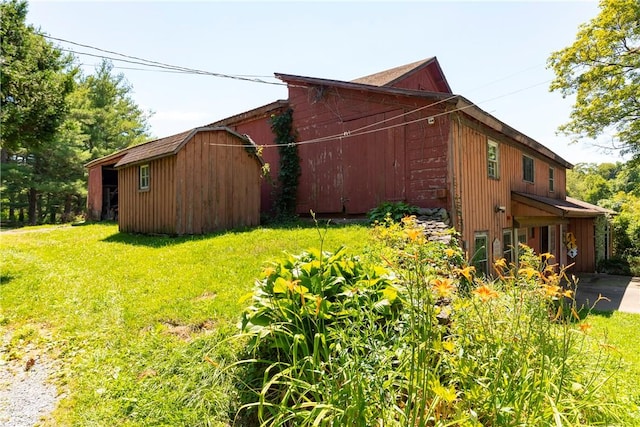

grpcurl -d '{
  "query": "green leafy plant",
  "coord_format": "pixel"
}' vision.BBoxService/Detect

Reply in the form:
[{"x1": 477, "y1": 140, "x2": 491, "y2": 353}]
[
  {"x1": 269, "y1": 108, "x2": 300, "y2": 218},
  {"x1": 366, "y1": 201, "x2": 420, "y2": 224}
]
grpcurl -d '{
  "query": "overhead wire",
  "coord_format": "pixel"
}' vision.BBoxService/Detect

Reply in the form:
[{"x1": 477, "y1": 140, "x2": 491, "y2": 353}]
[
  {"x1": 44, "y1": 34, "x2": 286, "y2": 86},
  {"x1": 42, "y1": 33, "x2": 554, "y2": 151}
]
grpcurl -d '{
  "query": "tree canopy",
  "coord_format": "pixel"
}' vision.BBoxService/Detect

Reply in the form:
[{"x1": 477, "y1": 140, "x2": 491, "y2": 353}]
[
  {"x1": 548, "y1": 0, "x2": 640, "y2": 158},
  {"x1": 0, "y1": 0, "x2": 150, "y2": 225}
]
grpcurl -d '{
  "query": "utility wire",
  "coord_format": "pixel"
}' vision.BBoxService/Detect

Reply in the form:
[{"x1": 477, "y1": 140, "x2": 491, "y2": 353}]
[
  {"x1": 45, "y1": 34, "x2": 286, "y2": 86},
  {"x1": 43, "y1": 34, "x2": 554, "y2": 150}
]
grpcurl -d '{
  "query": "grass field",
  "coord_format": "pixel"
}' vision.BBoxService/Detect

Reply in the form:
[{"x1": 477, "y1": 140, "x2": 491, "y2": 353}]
[
  {"x1": 1, "y1": 222, "x2": 371, "y2": 426},
  {"x1": 1, "y1": 222, "x2": 639, "y2": 425}
]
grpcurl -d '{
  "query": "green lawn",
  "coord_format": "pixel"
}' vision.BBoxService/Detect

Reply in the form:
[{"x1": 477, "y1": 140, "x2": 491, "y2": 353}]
[
  {"x1": 1, "y1": 222, "x2": 638, "y2": 426},
  {"x1": 0, "y1": 222, "x2": 371, "y2": 426}
]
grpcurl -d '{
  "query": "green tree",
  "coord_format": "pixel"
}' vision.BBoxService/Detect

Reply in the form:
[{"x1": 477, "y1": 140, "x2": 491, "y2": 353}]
[
  {"x1": 72, "y1": 59, "x2": 150, "y2": 160},
  {"x1": 548, "y1": 0, "x2": 640, "y2": 158},
  {"x1": 1, "y1": 0, "x2": 75, "y2": 224}
]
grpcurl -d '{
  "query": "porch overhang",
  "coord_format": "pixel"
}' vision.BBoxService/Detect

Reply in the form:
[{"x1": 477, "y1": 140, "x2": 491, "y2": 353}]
[{"x1": 511, "y1": 192, "x2": 613, "y2": 228}]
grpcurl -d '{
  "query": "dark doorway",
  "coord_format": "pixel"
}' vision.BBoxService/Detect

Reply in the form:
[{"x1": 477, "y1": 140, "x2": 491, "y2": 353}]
[
  {"x1": 102, "y1": 167, "x2": 118, "y2": 220},
  {"x1": 540, "y1": 226, "x2": 549, "y2": 253}
]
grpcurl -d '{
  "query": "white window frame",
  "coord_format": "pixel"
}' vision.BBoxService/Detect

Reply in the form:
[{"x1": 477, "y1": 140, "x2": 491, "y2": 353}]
[
  {"x1": 487, "y1": 140, "x2": 500, "y2": 179},
  {"x1": 139, "y1": 164, "x2": 150, "y2": 190},
  {"x1": 549, "y1": 167, "x2": 555, "y2": 192},
  {"x1": 523, "y1": 155, "x2": 534, "y2": 183},
  {"x1": 472, "y1": 232, "x2": 489, "y2": 276}
]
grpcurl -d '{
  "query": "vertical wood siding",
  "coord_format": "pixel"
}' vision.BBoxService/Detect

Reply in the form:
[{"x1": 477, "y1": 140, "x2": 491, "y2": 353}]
[
  {"x1": 118, "y1": 156, "x2": 176, "y2": 234},
  {"x1": 287, "y1": 85, "x2": 450, "y2": 214},
  {"x1": 174, "y1": 131, "x2": 260, "y2": 234},
  {"x1": 87, "y1": 166, "x2": 103, "y2": 221},
  {"x1": 568, "y1": 218, "x2": 596, "y2": 273},
  {"x1": 230, "y1": 115, "x2": 283, "y2": 215},
  {"x1": 452, "y1": 116, "x2": 570, "y2": 262}
]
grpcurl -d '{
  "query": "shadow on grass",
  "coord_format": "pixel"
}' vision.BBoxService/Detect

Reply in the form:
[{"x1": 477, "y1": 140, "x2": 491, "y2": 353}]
[
  {"x1": 99, "y1": 220, "x2": 364, "y2": 248},
  {"x1": 0, "y1": 274, "x2": 14, "y2": 286}
]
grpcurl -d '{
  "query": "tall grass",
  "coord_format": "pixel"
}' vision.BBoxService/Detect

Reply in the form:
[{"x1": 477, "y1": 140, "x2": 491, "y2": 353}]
[{"x1": 237, "y1": 216, "x2": 627, "y2": 426}]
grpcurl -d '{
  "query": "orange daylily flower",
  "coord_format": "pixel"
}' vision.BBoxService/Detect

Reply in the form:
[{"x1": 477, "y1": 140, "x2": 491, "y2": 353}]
[
  {"x1": 579, "y1": 322, "x2": 592, "y2": 333},
  {"x1": 473, "y1": 284, "x2": 499, "y2": 302},
  {"x1": 455, "y1": 266, "x2": 475, "y2": 282},
  {"x1": 406, "y1": 228, "x2": 422, "y2": 242},
  {"x1": 494, "y1": 258, "x2": 507, "y2": 270},
  {"x1": 431, "y1": 277, "x2": 456, "y2": 298},
  {"x1": 518, "y1": 267, "x2": 540, "y2": 280}
]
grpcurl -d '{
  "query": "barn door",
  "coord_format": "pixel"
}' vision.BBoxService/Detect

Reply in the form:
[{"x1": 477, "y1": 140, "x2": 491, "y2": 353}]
[{"x1": 341, "y1": 110, "x2": 405, "y2": 214}]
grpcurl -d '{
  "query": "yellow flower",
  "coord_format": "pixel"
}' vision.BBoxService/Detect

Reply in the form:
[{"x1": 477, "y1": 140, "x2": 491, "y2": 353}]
[
  {"x1": 562, "y1": 289, "x2": 573, "y2": 298},
  {"x1": 455, "y1": 266, "x2": 475, "y2": 282},
  {"x1": 442, "y1": 340, "x2": 455, "y2": 353},
  {"x1": 542, "y1": 284, "x2": 561, "y2": 298},
  {"x1": 401, "y1": 215, "x2": 416, "y2": 226},
  {"x1": 444, "y1": 248, "x2": 456, "y2": 258},
  {"x1": 431, "y1": 277, "x2": 456, "y2": 298},
  {"x1": 540, "y1": 252, "x2": 555, "y2": 261},
  {"x1": 262, "y1": 266, "x2": 276, "y2": 277},
  {"x1": 405, "y1": 228, "x2": 422, "y2": 242},
  {"x1": 473, "y1": 284, "x2": 499, "y2": 302},
  {"x1": 518, "y1": 267, "x2": 540, "y2": 280},
  {"x1": 494, "y1": 258, "x2": 507, "y2": 270}
]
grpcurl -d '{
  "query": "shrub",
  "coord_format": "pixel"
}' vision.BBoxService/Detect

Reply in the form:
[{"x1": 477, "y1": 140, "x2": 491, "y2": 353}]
[{"x1": 367, "y1": 201, "x2": 420, "y2": 223}]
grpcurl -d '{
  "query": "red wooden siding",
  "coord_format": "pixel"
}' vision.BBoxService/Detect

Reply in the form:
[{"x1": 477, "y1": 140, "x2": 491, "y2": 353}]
[
  {"x1": 389, "y1": 61, "x2": 450, "y2": 93},
  {"x1": 87, "y1": 166, "x2": 102, "y2": 220},
  {"x1": 213, "y1": 102, "x2": 287, "y2": 216},
  {"x1": 567, "y1": 218, "x2": 597, "y2": 273},
  {"x1": 119, "y1": 156, "x2": 176, "y2": 234},
  {"x1": 451, "y1": 116, "x2": 570, "y2": 262},
  {"x1": 287, "y1": 84, "x2": 451, "y2": 214}
]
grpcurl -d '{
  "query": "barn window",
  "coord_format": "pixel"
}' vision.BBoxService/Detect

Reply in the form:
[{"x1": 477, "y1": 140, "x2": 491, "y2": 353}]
[
  {"x1": 522, "y1": 155, "x2": 534, "y2": 183},
  {"x1": 472, "y1": 232, "x2": 488, "y2": 276},
  {"x1": 548, "y1": 167, "x2": 555, "y2": 192},
  {"x1": 139, "y1": 164, "x2": 150, "y2": 190},
  {"x1": 487, "y1": 140, "x2": 499, "y2": 179}
]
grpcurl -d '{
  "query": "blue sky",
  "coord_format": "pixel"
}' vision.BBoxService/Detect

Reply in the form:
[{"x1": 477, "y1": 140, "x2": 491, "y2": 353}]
[{"x1": 28, "y1": 1, "x2": 625, "y2": 164}]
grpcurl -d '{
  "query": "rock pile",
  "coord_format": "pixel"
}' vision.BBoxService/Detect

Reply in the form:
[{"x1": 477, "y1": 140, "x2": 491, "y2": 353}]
[{"x1": 414, "y1": 208, "x2": 454, "y2": 244}]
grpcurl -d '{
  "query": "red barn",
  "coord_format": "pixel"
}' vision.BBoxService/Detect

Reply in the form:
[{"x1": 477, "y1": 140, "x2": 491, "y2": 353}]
[
  {"x1": 87, "y1": 57, "x2": 613, "y2": 272},
  {"x1": 213, "y1": 57, "x2": 613, "y2": 273}
]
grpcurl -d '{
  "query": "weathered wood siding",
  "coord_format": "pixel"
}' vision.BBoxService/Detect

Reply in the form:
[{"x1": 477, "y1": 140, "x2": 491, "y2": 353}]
[
  {"x1": 388, "y1": 61, "x2": 450, "y2": 93},
  {"x1": 568, "y1": 218, "x2": 597, "y2": 273},
  {"x1": 216, "y1": 102, "x2": 288, "y2": 213},
  {"x1": 451, "y1": 116, "x2": 568, "y2": 261},
  {"x1": 287, "y1": 84, "x2": 450, "y2": 214},
  {"x1": 87, "y1": 166, "x2": 103, "y2": 221},
  {"x1": 118, "y1": 156, "x2": 176, "y2": 234},
  {"x1": 174, "y1": 131, "x2": 261, "y2": 234}
]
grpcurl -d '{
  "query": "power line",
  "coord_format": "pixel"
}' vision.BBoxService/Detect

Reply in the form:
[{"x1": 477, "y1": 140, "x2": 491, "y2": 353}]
[{"x1": 44, "y1": 34, "x2": 286, "y2": 86}]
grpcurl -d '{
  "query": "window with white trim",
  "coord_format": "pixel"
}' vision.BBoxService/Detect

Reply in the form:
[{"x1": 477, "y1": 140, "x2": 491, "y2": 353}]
[
  {"x1": 139, "y1": 164, "x2": 150, "y2": 190},
  {"x1": 487, "y1": 140, "x2": 499, "y2": 179},
  {"x1": 523, "y1": 155, "x2": 534, "y2": 183},
  {"x1": 472, "y1": 232, "x2": 489, "y2": 276},
  {"x1": 549, "y1": 167, "x2": 555, "y2": 192}
]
